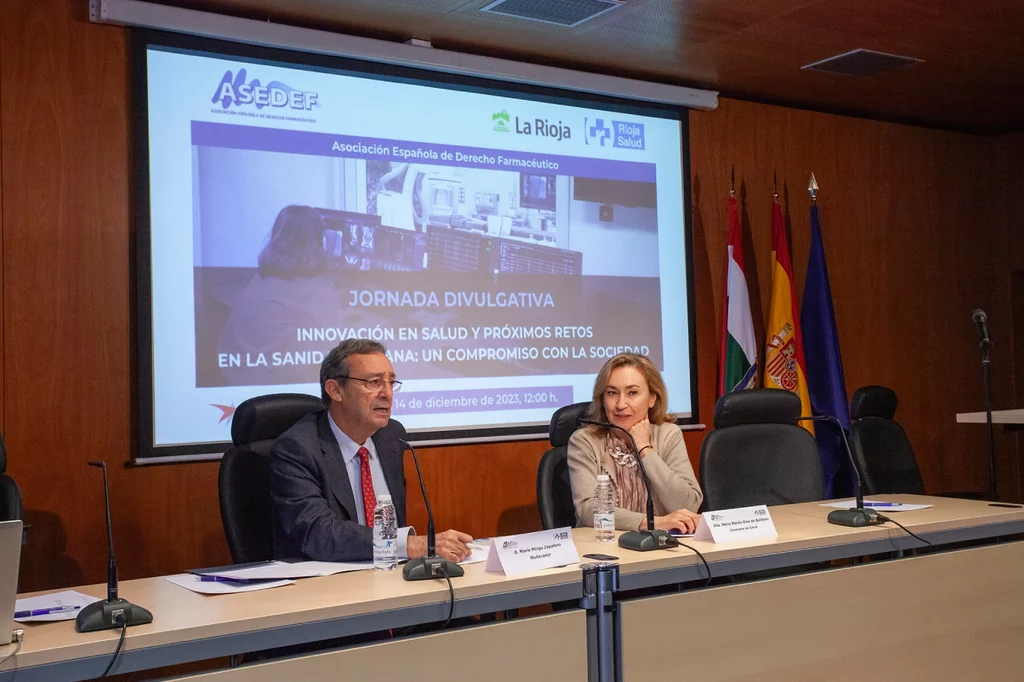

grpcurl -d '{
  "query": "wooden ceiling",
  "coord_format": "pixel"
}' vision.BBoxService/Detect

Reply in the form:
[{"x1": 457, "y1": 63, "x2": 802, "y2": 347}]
[{"x1": 163, "y1": 0, "x2": 1024, "y2": 134}]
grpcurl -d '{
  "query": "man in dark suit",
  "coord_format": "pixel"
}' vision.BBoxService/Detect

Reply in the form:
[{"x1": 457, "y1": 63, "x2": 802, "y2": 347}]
[{"x1": 270, "y1": 338, "x2": 473, "y2": 562}]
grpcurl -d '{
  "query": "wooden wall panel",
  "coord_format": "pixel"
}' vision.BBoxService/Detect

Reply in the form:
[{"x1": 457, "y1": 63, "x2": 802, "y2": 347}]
[
  {"x1": 1004, "y1": 133, "x2": 1024, "y2": 273},
  {"x1": 0, "y1": 0, "x2": 1019, "y2": 595},
  {"x1": 1000, "y1": 132, "x2": 1024, "y2": 499},
  {"x1": 404, "y1": 440, "x2": 547, "y2": 539},
  {"x1": 689, "y1": 100, "x2": 1019, "y2": 500},
  {"x1": 0, "y1": 5, "x2": 4, "y2": 436},
  {"x1": 0, "y1": 0, "x2": 232, "y2": 591}
]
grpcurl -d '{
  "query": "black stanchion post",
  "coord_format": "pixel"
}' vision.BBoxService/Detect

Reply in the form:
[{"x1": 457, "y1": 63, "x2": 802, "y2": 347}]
[{"x1": 580, "y1": 562, "x2": 621, "y2": 682}]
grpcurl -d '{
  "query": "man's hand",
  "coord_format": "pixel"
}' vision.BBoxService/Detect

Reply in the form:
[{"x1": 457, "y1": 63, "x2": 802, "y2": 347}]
[
  {"x1": 407, "y1": 529, "x2": 474, "y2": 562},
  {"x1": 436, "y1": 529, "x2": 474, "y2": 562},
  {"x1": 407, "y1": 535, "x2": 428, "y2": 559}
]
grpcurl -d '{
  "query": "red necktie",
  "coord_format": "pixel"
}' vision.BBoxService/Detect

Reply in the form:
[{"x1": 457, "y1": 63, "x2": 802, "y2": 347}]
[{"x1": 358, "y1": 447, "x2": 376, "y2": 526}]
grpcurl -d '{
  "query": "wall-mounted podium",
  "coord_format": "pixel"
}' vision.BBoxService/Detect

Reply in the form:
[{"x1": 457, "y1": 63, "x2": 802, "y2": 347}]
[{"x1": 957, "y1": 409, "x2": 1024, "y2": 430}]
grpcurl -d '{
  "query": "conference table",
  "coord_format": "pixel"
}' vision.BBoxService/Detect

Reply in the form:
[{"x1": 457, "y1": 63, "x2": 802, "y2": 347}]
[{"x1": 2, "y1": 495, "x2": 1023, "y2": 682}]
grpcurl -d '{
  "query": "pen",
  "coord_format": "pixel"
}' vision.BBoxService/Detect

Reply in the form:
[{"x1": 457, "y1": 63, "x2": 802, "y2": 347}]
[
  {"x1": 199, "y1": 575, "x2": 275, "y2": 584},
  {"x1": 15, "y1": 605, "x2": 82, "y2": 618},
  {"x1": 862, "y1": 502, "x2": 903, "y2": 507}
]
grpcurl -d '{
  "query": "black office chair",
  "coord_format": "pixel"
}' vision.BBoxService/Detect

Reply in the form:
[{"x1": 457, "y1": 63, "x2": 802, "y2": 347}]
[
  {"x1": 536, "y1": 402, "x2": 590, "y2": 530},
  {"x1": 848, "y1": 386, "x2": 927, "y2": 495},
  {"x1": 0, "y1": 433, "x2": 23, "y2": 523},
  {"x1": 218, "y1": 393, "x2": 323, "y2": 564},
  {"x1": 700, "y1": 389, "x2": 824, "y2": 511}
]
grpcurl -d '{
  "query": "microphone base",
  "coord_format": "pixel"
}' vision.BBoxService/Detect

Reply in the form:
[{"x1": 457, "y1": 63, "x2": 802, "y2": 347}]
[
  {"x1": 75, "y1": 598, "x2": 153, "y2": 633},
  {"x1": 618, "y1": 529, "x2": 680, "y2": 552},
  {"x1": 827, "y1": 508, "x2": 885, "y2": 528},
  {"x1": 402, "y1": 556, "x2": 465, "y2": 581}
]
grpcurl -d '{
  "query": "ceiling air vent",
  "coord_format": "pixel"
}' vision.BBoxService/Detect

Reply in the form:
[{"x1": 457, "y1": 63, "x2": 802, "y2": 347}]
[
  {"x1": 802, "y1": 49, "x2": 923, "y2": 77},
  {"x1": 480, "y1": 0, "x2": 623, "y2": 27}
]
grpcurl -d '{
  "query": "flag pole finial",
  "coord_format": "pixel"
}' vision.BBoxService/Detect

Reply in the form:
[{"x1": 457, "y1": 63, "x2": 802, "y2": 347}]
[
  {"x1": 808, "y1": 173, "x2": 819, "y2": 204},
  {"x1": 730, "y1": 167, "x2": 736, "y2": 198},
  {"x1": 773, "y1": 169, "x2": 779, "y2": 202}
]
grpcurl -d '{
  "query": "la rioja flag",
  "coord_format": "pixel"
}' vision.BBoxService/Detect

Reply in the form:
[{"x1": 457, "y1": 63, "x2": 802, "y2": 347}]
[{"x1": 718, "y1": 195, "x2": 758, "y2": 395}]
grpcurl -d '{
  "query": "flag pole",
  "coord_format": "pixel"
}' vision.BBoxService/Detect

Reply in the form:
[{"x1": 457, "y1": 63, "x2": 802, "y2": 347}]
[{"x1": 808, "y1": 173, "x2": 818, "y2": 203}]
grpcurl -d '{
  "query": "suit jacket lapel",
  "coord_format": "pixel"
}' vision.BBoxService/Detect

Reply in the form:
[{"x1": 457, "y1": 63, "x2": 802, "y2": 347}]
[{"x1": 317, "y1": 412, "x2": 359, "y2": 521}]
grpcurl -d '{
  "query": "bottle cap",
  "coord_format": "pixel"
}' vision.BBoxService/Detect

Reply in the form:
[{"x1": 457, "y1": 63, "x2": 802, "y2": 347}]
[
  {"x1": 597, "y1": 474, "x2": 610, "y2": 482},
  {"x1": 377, "y1": 494, "x2": 392, "y2": 503}
]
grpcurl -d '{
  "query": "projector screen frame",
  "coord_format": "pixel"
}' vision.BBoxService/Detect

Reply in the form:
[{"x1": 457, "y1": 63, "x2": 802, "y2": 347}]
[{"x1": 132, "y1": 28, "x2": 699, "y2": 461}]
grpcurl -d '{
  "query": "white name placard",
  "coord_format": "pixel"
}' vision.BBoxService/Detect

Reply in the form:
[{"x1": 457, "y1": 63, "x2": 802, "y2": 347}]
[
  {"x1": 694, "y1": 505, "x2": 778, "y2": 544},
  {"x1": 485, "y1": 527, "x2": 580, "y2": 576}
]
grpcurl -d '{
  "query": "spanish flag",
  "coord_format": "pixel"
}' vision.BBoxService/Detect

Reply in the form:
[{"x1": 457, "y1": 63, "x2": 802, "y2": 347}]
[{"x1": 763, "y1": 198, "x2": 813, "y2": 432}]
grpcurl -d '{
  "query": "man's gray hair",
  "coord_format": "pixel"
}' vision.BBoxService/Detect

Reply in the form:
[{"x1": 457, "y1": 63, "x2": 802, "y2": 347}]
[{"x1": 319, "y1": 339, "x2": 388, "y2": 404}]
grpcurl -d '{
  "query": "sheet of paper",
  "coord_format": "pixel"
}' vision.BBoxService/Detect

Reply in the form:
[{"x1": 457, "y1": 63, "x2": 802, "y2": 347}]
[
  {"x1": 201, "y1": 560, "x2": 373, "y2": 580},
  {"x1": 164, "y1": 574, "x2": 295, "y2": 595},
  {"x1": 820, "y1": 499, "x2": 933, "y2": 512},
  {"x1": 459, "y1": 540, "x2": 492, "y2": 565},
  {"x1": 14, "y1": 590, "x2": 101, "y2": 622},
  {"x1": 292, "y1": 561, "x2": 376, "y2": 576}
]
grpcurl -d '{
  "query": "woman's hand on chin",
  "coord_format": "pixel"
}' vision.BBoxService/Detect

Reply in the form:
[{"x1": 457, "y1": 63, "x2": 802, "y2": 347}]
[{"x1": 628, "y1": 418, "x2": 652, "y2": 453}]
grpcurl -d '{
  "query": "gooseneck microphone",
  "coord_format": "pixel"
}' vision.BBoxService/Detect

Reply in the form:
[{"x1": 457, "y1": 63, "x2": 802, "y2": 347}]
[
  {"x1": 796, "y1": 415, "x2": 883, "y2": 528},
  {"x1": 973, "y1": 309, "x2": 991, "y2": 350},
  {"x1": 578, "y1": 419, "x2": 680, "y2": 552},
  {"x1": 397, "y1": 439, "x2": 465, "y2": 581},
  {"x1": 972, "y1": 309, "x2": 997, "y2": 500},
  {"x1": 75, "y1": 462, "x2": 153, "y2": 633}
]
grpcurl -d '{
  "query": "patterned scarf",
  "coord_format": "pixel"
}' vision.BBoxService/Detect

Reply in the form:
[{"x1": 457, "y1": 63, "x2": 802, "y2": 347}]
[{"x1": 605, "y1": 434, "x2": 646, "y2": 514}]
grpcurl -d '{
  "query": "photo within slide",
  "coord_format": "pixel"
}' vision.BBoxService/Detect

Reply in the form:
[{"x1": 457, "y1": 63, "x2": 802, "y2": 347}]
[{"x1": 194, "y1": 140, "x2": 663, "y2": 391}]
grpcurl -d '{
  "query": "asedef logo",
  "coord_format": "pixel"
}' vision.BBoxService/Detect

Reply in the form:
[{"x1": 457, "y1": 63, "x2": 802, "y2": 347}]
[{"x1": 211, "y1": 68, "x2": 319, "y2": 110}]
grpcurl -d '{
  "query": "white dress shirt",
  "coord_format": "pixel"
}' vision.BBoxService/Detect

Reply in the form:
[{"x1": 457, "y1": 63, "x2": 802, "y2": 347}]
[{"x1": 328, "y1": 413, "x2": 414, "y2": 559}]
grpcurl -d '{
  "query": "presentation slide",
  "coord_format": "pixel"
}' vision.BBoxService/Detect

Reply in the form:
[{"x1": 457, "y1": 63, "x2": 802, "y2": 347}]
[{"x1": 140, "y1": 39, "x2": 695, "y2": 456}]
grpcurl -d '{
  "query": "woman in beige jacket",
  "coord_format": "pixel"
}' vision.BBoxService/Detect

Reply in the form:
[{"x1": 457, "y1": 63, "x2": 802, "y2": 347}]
[{"x1": 568, "y1": 353, "x2": 703, "y2": 533}]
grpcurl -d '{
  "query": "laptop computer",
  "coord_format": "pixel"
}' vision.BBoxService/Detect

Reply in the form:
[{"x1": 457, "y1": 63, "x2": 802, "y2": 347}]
[{"x1": 0, "y1": 520, "x2": 23, "y2": 644}]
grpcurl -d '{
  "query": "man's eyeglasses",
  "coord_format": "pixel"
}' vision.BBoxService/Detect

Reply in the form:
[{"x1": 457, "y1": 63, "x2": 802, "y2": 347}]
[{"x1": 339, "y1": 375, "x2": 403, "y2": 393}]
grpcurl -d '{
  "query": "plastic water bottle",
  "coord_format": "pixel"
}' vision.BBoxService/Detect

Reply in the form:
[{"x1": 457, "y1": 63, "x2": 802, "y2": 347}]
[
  {"x1": 594, "y1": 474, "x2": 615, "y2": 542},
  {"x1": 373, "y1": 494, "x2": 398, "y2": 571}
]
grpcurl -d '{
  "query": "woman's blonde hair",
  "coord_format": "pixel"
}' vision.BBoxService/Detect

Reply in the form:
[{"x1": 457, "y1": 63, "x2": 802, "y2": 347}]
[{"x1": 586, "y1": 353, "x2": 674, "y2": 426}]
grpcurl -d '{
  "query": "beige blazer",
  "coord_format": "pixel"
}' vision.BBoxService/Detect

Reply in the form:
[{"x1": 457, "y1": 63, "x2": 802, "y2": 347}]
[{"x1": 567, "y1": 422, "x2": 703, "y2": 531}]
